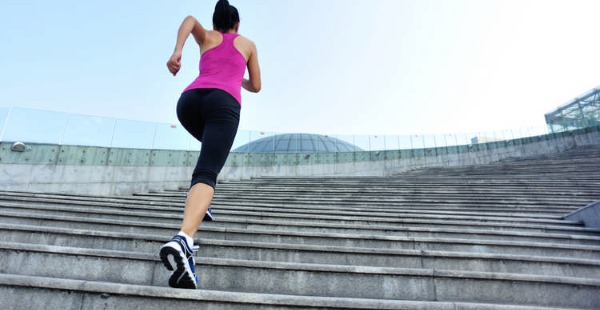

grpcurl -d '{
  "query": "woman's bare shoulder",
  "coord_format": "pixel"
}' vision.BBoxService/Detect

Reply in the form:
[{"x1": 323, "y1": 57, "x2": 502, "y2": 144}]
[
  {"x1": 236, "y1": 35, "x2": 257, "y2": 49},
  {"x1": 204, "y1": 31, "x2": 223, "y2": 43}
]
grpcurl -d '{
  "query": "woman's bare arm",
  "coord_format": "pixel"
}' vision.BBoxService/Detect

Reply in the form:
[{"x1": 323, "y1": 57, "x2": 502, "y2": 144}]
[
  {"x1": 167, "y1": 16, "x2": 207, "y2": 76},
  {"x1": 242, "y1": 41, "x2": 261, "y2": 93}
]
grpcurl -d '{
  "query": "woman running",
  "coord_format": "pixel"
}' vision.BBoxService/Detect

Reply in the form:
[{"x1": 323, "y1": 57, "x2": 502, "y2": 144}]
[{"x1": 159, "y1": 0, "x2": 261, "y2": 289}]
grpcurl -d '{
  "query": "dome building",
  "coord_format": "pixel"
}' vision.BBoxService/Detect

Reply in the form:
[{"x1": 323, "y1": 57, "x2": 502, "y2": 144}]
[{"x1": 233, "y1": 133, "x2": 363, "y2": 153}]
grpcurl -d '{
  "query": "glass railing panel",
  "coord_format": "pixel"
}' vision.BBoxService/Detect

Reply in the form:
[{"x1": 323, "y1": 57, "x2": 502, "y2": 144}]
[
  {"x1": 407, "y1": 134, "x2": 424, "y2": 149},
  {"x1": 395, "y1": 135, "x2": 413, "y2": 150},
  {"x1": 528, "y1": 125, "x2": 550, "y2": 137},
  {"x1": 61, "y1": 114, "x2": 115, "y2": 147},
  {"x1": 329, "y1": 134, "x2": 357, "y2": 152},
  {"x1": 110, "y1": 119, "x2": 156, "y2": 149},
  {"x1": 0, "y1": 107, "x2": 10, "y2": 141},
  {"x1": 152, "y1": 123, "x2": 198, "y2": 150},
  {"x1": 470, "y1": 130, "x2": 497, "y2": 144},
  {"x1": 433, "y1": 134, "x2": 450, "y2": 148},
  {"x1": 258, "y1": 131, "x2": 279, "y2": 153},
  {"x1": 231, "y1": 129, "x2": 250, "y2": 152},
  {"x1": 440, "y1": 133, "x2": 463, "y2": 148},
  {"x1": 231, "y1": 130, "x2": 279, "y2": 153},
  {"x1": 366, "y1": 135, "x2": 388, "y2": 151},
  {"x1": 450, "y1": 133, "x2": 471, "y2": 147},
  {"x1": 0, "y1": 107, "x2": 576, "y2": 156},
  {"x1": 381, "y1": 135, "x2": 401, "y2": 151},
  {"x1": 350, "y1": 135, "x2": 371, "y2": 152},
  {"x1": 1, "y1": 107, "x2": 69, "y2": 144},
  {"x1": 386, "y1": 136, "x2": 400, "y2": 151},
  {"x1": 421, "y1": 134, "x2": 442, "y2": 149}
]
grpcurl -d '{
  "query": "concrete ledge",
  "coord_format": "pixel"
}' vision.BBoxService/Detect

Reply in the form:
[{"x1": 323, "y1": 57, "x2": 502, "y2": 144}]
[
  {"x1": 565, "y1": 200, "x2": 600, "y2": 229},
  {"x1": 0, "y1": 274, "x2": 576, "y2": 310}
]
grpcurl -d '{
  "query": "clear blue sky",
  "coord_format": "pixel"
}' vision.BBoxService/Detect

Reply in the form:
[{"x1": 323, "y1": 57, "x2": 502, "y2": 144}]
[{"x1": 1, "y1": 0, "x2": 599, "y2": 136}]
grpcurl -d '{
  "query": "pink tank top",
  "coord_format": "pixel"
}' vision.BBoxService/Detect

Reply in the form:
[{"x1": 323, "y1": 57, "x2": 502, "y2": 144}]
[{"x1": 183, "y1": 33, "x2": 246, "y2": 104}]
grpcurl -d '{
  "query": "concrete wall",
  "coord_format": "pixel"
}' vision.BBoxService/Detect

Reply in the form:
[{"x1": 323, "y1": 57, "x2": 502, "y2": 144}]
[
  {"x1": 1, "y1": 126, "x2": 599, "y2": 196},
  {"x1": 0, "y1": 146, "x2": 194, "y2": 196}
]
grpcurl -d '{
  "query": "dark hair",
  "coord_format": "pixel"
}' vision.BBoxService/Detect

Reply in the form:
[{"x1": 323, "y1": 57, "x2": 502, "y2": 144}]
[{"x1": 213, "y1": 0, "x2": 240, "y2": 32}]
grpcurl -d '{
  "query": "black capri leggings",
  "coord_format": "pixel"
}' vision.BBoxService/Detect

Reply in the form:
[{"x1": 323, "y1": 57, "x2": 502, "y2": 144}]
[{"x1": 176, "y1": 88, "x2": 241, "y2": 188}]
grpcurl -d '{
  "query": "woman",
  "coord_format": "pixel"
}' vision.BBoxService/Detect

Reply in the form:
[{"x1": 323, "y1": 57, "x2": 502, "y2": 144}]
[{"x1": 159, "y1": 0, "x2": 261, "y2": 289}]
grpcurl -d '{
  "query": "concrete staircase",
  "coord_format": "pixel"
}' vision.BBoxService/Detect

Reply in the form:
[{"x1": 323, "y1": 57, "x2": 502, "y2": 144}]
[{"x1": 1, "y1": 145, "x2": 600, "y2": 309}]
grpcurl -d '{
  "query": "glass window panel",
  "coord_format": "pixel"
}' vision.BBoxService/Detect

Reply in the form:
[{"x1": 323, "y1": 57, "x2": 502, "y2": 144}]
[
  {"x1": 275, "y1": 139, "x2": 290, "y2": 152},
  {"x1": 324, "y1": 141, "x2": 334, "y2": 152},
  {"x1": 301, "y1": 138, "x2": 313, "y2": 151}
]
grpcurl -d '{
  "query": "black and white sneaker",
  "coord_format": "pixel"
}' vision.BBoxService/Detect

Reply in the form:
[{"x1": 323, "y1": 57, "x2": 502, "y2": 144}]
[
  {"x1": 203, "y1": 208, "x2": 214, "y2": 221},
  {"x1": 159, "y1": 235, "x2": 198, "y2": 289}
]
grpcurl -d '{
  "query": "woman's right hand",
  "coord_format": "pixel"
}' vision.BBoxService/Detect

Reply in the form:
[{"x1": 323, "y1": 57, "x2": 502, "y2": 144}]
[{"x1": 167, "y1": 50, "x2": 182, "y2": 76}]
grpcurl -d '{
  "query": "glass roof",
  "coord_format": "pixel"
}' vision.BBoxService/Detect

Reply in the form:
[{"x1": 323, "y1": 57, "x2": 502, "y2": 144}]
[{"x1": 233, "y1": 133, "x2": 363, "y2": 153}]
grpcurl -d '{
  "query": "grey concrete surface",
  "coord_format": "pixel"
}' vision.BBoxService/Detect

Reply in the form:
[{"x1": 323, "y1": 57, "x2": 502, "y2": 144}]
[
  {"x1": 3, "y1": 204, "x2": 600, "y2": 245},
  {"x1": 0, "y1": 142, "x2": 599, "y2": 309},
  {"x1": 1, "y1": 224, "x2": 599, "y2": 278},
  {"x1": 2, "y1": 211, "x2": 600, "y2": 259},
  {"x1": 0, "y1": 200, "x2": 590, "y2": 230},
  {"x1": 565, "y1": 200, "x2": 600, "y2": 229},
  {"x1": 0, "y1": 274, "x2": 577, "y2": 310},
  {"x1": 1, "y1": 242, "x2": 599, "y2": 308}
]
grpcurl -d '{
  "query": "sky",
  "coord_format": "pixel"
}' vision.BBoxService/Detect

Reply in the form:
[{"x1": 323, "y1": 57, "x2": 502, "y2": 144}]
[{"x1": 1, "y1": 0, "x2": 599, "y2": 137}]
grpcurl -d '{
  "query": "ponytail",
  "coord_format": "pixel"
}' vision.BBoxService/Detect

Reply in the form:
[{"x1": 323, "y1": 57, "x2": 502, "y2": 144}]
[{"x1": 213, "y1": 0, "x2": 240, "y2": 32}]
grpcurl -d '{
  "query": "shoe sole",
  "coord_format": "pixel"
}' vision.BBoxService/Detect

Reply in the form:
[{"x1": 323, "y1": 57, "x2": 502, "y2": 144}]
[{"x1": 159, "y1": 245, "x2": 197, "y2": 289}]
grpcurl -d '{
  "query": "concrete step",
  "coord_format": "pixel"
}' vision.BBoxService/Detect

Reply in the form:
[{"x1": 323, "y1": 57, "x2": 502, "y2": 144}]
[
  {"x1": 2, "y1": 190, "x2": 589, "y2": 215},
  {"x1": 1, "y1": 242, "x2": 599, "y2": 309},
  {"x1": 0, "y1": 194, "x2": 585, "y2": 220},
  {"x1": 213, "y1": 182, "x2": 600, "y2": 194},
  {"x1": 159, "y1": 190, "x2": 600, "y2": 207},
  {"x1": 3, "y1": 200, "x2": 598, "y2": 241},
  {"x1": 232, "y1": 183, "x2": 600, "y2": 193},
  {"x1": 2, "y1": 199, "x2": 599, "y2": 244},
  {"x1": 191, "y1": 184, "x2": 600, "y2": 196},
  {"x1": 1, "y1": 274, "x2": 578, "y2": 310},
  {"x1": 0, "y1": 200, "x2": 584, "y2": 231},
  {"x1": 2, "y1": 211, "x2": 599, "y2": 259},
  {"x1": 0, "y1": 193, "x2": 582, "y2": 219},
  {"x1": 2, "y1": 223, "x2": 599, "y2": 278},
  {"x1": 0, "y1": 192, "x2": 590, "y2": 214},
  {"x1": 174, "y1": 173, "x2": 600, "y2": 184}
]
